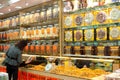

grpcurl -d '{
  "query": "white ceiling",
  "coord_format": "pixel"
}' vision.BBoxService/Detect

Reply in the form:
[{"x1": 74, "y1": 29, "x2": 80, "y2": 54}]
[{"x1": 0, "y1": 0, "x2": 50, "y2": 15}]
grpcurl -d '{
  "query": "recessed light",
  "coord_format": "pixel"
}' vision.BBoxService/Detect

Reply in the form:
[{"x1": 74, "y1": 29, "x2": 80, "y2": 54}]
[{"x1": 15, "y1": 6, "x2": 22, "y2": 9}]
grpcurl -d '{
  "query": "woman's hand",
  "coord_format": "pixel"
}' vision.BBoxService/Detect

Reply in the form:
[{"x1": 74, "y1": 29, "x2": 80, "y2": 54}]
[{"x1": 25, "y1": 56, "x2": 35, "y2": 64}]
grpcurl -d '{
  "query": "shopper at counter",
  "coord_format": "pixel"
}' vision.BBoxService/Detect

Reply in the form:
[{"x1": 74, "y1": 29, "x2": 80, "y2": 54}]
[{"x1": 3, "y1": 40, "x2": 33, "y2": 80}]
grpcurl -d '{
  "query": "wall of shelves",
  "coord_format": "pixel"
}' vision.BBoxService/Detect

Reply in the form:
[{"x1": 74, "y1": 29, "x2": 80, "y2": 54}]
[{"x1": 0, "y1": 0, "x2": 119, "y2": 74}]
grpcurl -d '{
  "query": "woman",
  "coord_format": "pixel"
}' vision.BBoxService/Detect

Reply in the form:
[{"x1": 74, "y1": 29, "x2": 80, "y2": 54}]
[{"x1": 4, "y1": 40, "x2": 32, "y2": 80}]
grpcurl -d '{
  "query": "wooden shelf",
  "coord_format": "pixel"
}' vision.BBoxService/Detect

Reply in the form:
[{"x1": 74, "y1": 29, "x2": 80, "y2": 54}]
[{"x1": 63, "y1": 54, "x2": 120, "y2": 59}]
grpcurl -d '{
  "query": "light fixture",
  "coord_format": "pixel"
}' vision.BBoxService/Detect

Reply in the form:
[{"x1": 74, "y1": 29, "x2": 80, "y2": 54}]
[
  {"x1": 9, "y1": 0, "x2": 20, "y2": 4},
  {"x1": 25, "y1": 3, "x2": 29, "y2": 6},
  {"x1": 15, "y1": 6, "x2": 22, "y2": 9},
  {"x1": 8, "y1": 9, "x2": 11, "y2": 11},
  {"x1": 0, "y1": 13, "x2": 4, "y2": 15}
]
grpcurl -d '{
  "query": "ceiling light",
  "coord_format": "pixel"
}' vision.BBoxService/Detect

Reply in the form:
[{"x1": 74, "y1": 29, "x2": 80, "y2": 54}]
[
  {"x1": 9, "y1": 0, "x2": 20, "y2": 4},
  {"x1": 8, "y1": 9, "x2": 11, "y2": 11},
  {"x1": 25, "y1": 3, "x2": 29, "y2": 6},
  {"x1": 15, "y1": 6, "x2": 22, "y2": 9},
  {"x1": 0, "y1": 13, "x2": 4, "y2": 15}
]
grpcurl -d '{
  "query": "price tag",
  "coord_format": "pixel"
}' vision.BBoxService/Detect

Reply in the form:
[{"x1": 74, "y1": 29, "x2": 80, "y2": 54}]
[{"x1": 45, "y1": 63, "x2": 52, "y2": 71}]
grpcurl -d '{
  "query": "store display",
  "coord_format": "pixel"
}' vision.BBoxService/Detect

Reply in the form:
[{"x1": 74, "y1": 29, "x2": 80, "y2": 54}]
[
  {"x1": 0, "y1": 0, "x2": 120, "y2": 80},
  {"x1": 65, "y1": 30, "x2": 73, "y2": 42},
  {"x1": 96, "y1": 28, "x2": 107, "y2": 40},
  {"x1": 74, "y1": 30, "x2": 83, "y2": 41},
  {"x1": 109, "y1": 27, "x2": 120, "y2": 40},
  {"x1": 84, "y1": 29, "x2": 94, "y2": 41}
]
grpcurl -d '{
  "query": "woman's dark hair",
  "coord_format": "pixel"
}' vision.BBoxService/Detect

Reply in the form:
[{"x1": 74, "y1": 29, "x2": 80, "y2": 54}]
[{"x1": 15, "y1": 40, "x2": 30, "y2": 51}]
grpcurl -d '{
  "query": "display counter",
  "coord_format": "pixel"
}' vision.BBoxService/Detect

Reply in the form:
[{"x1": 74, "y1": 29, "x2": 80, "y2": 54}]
[{"x1": 0, "y1": 65, "x2": 86, "y2": 80}]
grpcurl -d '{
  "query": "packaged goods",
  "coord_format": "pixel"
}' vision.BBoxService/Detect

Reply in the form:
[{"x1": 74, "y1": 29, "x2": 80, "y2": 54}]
[
  {"x1": 40, "y1": 9, "x2": 47, "y2": 22},
  {"x1": 74, "y1": 30, "x2": 83, "y2": 41},
  {"x1": 109, "y1": 27, "x2": 120, "y2": 40},
  {"x1": 96, "y1": 27, "x2": 107, "y2": 41},
  {"x1": 65, "y1": 30, "x2": 73, "y2": 42},
  {"x1": 84, "y1": 12, "x2": 94, "y2": 26},
  {"x1": 109, "y1": 7, "x2": 120, "y2": 23},
  {"x1": 64, "y1": 15, "x2": 73, "y2": 28},
  {"x1": 110, "y1": 46, "x2": 119, "y2": 56},
  {"x1": 84, "y1": 29, "x2": 94, "y2": 41},
  {"x1": 73, "y1": 13, "x2": 85, "y2": 27}
]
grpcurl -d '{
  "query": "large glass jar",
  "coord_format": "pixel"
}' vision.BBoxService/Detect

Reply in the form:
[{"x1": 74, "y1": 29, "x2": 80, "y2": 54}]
[
  {"x1": 47, "y1": 7, "x2": 53, "y2": 20},
  {"x1": 53, "y1": 4, "x2": 59, "y2": 18},
  {"x1": 40, "y1": 8, "x2": 47, "y2": 22}
]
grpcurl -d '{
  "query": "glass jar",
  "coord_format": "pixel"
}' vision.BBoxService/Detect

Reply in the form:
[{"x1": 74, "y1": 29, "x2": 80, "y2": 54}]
[
  {"x1": 47, "y1": 7, "x2": 53, "y2": 20},
  {"x1": 34, "y1": 10, "x2": 40, "y2": 23},
  {"x1": 53, "y1": 4, "x2": 59, "y2": 18},
  {"x1": 40, "y1": 8, "x2": 47, "y2": 22}
]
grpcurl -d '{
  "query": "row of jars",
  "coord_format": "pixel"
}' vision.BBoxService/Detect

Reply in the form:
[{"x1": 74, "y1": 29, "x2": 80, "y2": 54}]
[
  {"x1": 0, "y1": 29, "x2": 20, "y2": 40},
  {"x1": 0, "y1": 5, "x2": 58, "y2": 27},
  {"x1": 20, "y1": 4, "x2": 59, "y2": 25},
  {"x1": 20, "y1": 24, "x2": 59, "y2": 39},
  {"x1": 0, "y1": 24, "x2": 59, "y2": 41},
  {"x1": 24, "y1": 42, "x2": 59, "y2": 56},
  {"x1": 0, "y1": 16, "x2": 20, "y2": 28},
  {"x1": 0, "y1": 4, "x2": 58, "y2": 28},
  {"x1": 0, "y1": 44, "x2": 10, "y2": 52},
  {"x1": 64, "y1": 46, "x2": 120, "y2": 56}
]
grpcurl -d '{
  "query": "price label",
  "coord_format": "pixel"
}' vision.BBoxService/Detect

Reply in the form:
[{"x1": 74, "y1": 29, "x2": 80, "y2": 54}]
[{"x1": 45, "y1": 63, "x2": 52, "y2": 71}]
